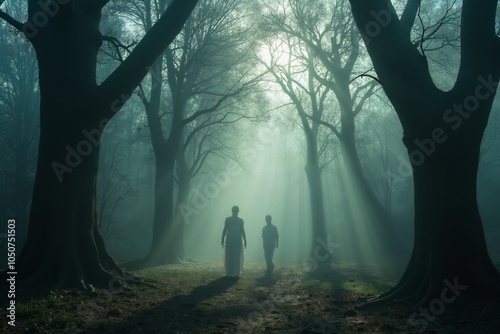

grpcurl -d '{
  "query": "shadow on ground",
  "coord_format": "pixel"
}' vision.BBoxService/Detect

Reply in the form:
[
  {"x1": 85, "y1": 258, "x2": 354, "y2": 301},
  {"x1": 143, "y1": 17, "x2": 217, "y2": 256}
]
[{"x1": 86, "y1": 275, "x2": 252, "y2": 333}]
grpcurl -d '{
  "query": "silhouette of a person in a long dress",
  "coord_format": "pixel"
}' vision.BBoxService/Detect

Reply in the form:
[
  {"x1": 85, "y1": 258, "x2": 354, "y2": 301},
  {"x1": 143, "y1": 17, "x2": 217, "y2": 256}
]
[{"x1": 221, "y1": 206, "x2": 247, "y2": 277}]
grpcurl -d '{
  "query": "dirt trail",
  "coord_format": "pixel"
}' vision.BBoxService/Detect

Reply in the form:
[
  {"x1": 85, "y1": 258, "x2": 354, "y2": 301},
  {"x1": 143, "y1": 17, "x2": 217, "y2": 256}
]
[{"x1": 2, "y1": 262, "x2": 499, "y2": 333}]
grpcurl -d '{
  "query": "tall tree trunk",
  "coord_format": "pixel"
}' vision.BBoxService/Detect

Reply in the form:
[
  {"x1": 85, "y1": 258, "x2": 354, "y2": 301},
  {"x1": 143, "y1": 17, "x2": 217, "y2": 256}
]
[
  {"x1": 12, "y1": 57, "x2": 38, "y2": 248},
  {"x1": 335, "y1": 74, "x2": 397, "y2": 253},
  {"x1": 13, "y1": 146, "x2": 29, "y2": 247},
  {"x1": 336, "y1": 159, "x2": 363, "y2": 262},
  {"x1": 304, "y1": 135, "x2": 330, "y2": 271},
  {"x1": 375, "y1": 106, "x2": 500, "y2": 306},
  {"x1": 12, "y1": 0, "x2": 199, "y2": 289},
  {"x1": 16, "y1": 3, "x2": 121, "y2": 289},
  {"x1": 349, "y1": 0, "x2": 500, "y2": 308},
  {"x1": 339, "y1": 134, "x2": 399, "y2": 254},
  {"x1": 140, "y1": 57, "x2": 184, "y2": 265},
  {"x1": 144, "y1": 115, "x2": 184, "y2": 264},
  {"x1": 173, "y1": 150, "x2": 191, "y2": 261},
  {"x1": 146, "y1": 152, "x2": 179, "y2": 264},
  {"x1": 18, "y1": 100, "x2": 120, "y2": 289}
]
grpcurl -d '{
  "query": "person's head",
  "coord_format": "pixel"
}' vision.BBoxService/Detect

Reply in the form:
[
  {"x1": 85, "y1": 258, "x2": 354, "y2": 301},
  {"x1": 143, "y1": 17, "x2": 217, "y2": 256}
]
[
  {"x1": 231, "y1": 206, "x2": 239, "y2": 216},
  {"x1": 265, "y1": 215, "x2": 272, "y2": 224}
]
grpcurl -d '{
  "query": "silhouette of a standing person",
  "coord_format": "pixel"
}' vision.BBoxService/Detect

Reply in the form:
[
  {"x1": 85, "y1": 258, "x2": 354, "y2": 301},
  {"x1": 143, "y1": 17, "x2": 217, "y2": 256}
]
[
  {"x1": 262, "y1": 215, "x2": 279, "y2": 273},
  {"x1": 221, "y1": 206, "x2": 247, "y2": 277}
]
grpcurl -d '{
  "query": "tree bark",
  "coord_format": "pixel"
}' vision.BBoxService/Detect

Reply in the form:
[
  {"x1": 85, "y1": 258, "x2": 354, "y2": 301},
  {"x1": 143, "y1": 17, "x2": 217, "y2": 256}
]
[
  {"x1": 13, "y1": 141, "x2": 30, "y2": 247},
  {"x1": 173, "y1": 148, "x2": 191, "y2": 261},
  {"x1": 11, "y1": 0, "x2": 198, "y2": 290},
  {"x1": 141, "y1": 55, "x2": 186, "y2": 265},
  {"x1": 332, "y1": 61, "x2": 396, "y2": 253},
  {"x1": 146, "y1": 152, "x2": 179, "y2": 264},
  {"x1": 304, "y1": 132, "x2": 330, "y2": 271},
  {"x1": 300, "y1": 14, "x2": 398, "y2": 254},
  {"x1": 372, "y1": 106, "x2": 500, "y2": 307},
  {"x1": 17, "y1": 1, "x2": 115, "y2": 289},
  {"x1": 349, "y1": 0, "x2": 500, "y2": 307},
  {"x1": 339, "y1": 129, "x2": 398, "y2": 254}
]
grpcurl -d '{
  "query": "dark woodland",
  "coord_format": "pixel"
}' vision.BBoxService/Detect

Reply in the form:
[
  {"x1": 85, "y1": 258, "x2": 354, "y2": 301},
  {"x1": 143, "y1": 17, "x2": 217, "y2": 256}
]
[{"x1": 1, "y1": 0, "x2": 499, "y2": 333}]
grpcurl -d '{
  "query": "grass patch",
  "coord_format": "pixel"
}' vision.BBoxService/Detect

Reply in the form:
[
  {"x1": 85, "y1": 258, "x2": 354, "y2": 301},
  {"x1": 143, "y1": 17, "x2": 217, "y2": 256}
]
[
  {"x1": 299, "y1": 278, "x2": 391, "y2": 295},
  {"x1": 16, "y1": 293, "x2": 84, "y2": 333},
  {"x1": 140, "y1": 262, "x2": 223, "y2": 282},
  {"x1": 299, "y1": 263, "x2": 397, "y2": 296},
  {"x1": 96, "y1": 319, "x2": 112, "y2": 331},
  {"x1": 12, "y1": 261, "x2": 482, "y2": 334}
]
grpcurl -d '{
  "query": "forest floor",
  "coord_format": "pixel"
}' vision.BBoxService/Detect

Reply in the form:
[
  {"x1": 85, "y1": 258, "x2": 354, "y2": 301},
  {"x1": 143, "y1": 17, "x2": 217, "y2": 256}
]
[{"x1": 1, "y1": 261, "x2": 500, "y2": 334}]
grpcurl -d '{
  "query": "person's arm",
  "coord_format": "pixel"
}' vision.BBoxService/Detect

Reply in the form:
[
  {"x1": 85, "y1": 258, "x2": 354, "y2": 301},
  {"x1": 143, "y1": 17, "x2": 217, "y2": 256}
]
[
  {"x1": 221, "y1": 219, "x2": 228, "y2": 247},
  {"x1": 275, "y1": 226, "x2": 279, "y2": 248},
  {"x1": 241, "y1": 219, "x2": 247, "y2": 249}
]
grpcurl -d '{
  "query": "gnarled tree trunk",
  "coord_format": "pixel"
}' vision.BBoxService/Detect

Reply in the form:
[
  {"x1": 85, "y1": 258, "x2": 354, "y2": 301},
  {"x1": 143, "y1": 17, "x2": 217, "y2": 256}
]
[
  {"x1": 7, "y1": 0, "x2": 198, "y2": 290},
  {"x1": 349, "y1": 0, "x2": 500, "y2": 308}
]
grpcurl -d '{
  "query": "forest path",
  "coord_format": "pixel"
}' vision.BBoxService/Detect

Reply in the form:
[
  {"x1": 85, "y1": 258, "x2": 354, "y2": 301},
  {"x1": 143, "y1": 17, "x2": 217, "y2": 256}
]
[{"x1": 2, "y1": 261, "x2": 499, "y2": 333}]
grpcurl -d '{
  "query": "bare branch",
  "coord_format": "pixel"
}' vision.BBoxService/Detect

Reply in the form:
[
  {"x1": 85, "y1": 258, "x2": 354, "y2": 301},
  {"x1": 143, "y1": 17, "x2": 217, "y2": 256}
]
[
  {"x1": 99, "y1": 0, "x2": 199, "y2": 118},
  {"x1": 350, "y1": 71, "x2": 382, "y2": 86},
  {"x1": 0, "y1": 9, "x2": 24, "y2": 32},
  {"x1": 182, "y1": 73, "x2": 262, "y2": 125},
  {"x1": 305, "y1": 113, "x2": 341, "y2": 138},
  {"x1": 413, "y1": 1, "x2": 461, "y2": 54},
  {"x1": 183, "y1": 112, "x2": 251, "y2": 149},
  {"x1": 102, "y1": 35, "x2": 136, "y2": 62},
  {"x1": 353, "y1": 81, "x2": 377, "y2": 116}
]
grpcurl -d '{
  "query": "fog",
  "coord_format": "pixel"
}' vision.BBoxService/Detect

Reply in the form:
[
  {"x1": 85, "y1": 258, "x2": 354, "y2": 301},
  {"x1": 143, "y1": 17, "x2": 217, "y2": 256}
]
[
  {"x1": 93, "y1": 95, "x2": 500, "y2": 271},
  {"x1": 1, "y1": 0, "x2": 500, "y2": 291},
  {"x1": 95, "y1": 97, "x2": 500, "y2": 269},
  {"x1": 183, "y1": 125, "x2": 312, "y2": 263}
]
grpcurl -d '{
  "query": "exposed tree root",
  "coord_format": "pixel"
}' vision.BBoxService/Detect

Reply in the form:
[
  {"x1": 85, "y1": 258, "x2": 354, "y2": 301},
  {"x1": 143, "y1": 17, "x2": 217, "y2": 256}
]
[
  {"x1": 178, "y1": 256, "x2": 196, "y2": 262},
  {"x1": 356, "y1": 259, "x2": 500, "y2": 313},
  {"x1": 121, "y1": 253, "x2": 182, "y2": 271}
]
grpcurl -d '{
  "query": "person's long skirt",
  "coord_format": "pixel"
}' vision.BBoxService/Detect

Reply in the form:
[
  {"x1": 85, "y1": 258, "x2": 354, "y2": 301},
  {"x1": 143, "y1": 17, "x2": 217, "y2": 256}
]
[{"x1": 224, "y1": 232, "x2": 243, "y2": 276}]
